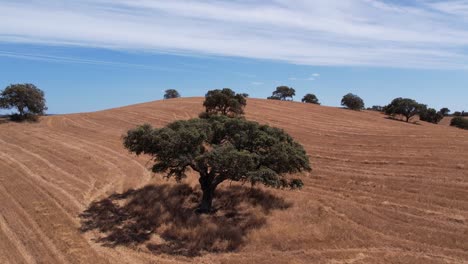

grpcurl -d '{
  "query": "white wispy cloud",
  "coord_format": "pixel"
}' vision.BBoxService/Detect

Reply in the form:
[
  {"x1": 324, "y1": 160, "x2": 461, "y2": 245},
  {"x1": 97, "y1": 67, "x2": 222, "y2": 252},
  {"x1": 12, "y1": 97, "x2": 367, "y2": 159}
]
[
  {"x1": 428, "y1": 0, "x2": 468, "y2": 17},
  {"x1": 289, "y1": 73, "x2": 320, "y2": 81},
  {"x1": 0, "y1": 51, "x2": 181, "y2": 71},
  {"x1": 1, "y1": 0, "x2": 468, "y2": 69}
]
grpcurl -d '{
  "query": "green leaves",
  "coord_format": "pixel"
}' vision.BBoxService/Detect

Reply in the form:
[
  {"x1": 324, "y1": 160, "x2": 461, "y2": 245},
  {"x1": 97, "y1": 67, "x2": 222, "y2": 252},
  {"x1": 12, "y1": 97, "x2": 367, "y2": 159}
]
[
  {"x1": 123, "y1": 115, "x2": 311, "y2": 190},
  {"x1": 341, "y1": 93, "x2": 365, "y2": 111},
  {"x1": 0, "y1": 83, "x2": 47, "y2": 120},
  {"x1": 164, "y1": 89, "x2": 180, "y2": 99},
  {"x1": 202, "y1": 88, "x2": 247, "y2": 117},
  {"x1": 268, "y1": 86, "x2": 296, "y2": 101},
  {"x1": 451, "y1": 117, "x2": 468, "y2": 130},
  {"x1": 419, "y1": 107, "x2": 444, "y2": 124},
  {"x1": 302, "y1": 93, "x2": 320, "y2": 105},
  {"x1": 384, "y1": 97, "x2": 424, "y2": 122},
  {"x1": 198, "y1": 144, "x2": 257, "y2": 183}
]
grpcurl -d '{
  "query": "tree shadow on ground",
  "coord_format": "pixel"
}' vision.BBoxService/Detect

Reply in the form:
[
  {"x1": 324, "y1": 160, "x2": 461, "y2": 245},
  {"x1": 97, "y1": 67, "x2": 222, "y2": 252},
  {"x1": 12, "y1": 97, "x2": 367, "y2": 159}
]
[
  {"x1": 79, "y1": 184, "x2": 291, "y2": 256},
  {"x1": 0, "y1": 114, "x2": 41, "y2": 124}
]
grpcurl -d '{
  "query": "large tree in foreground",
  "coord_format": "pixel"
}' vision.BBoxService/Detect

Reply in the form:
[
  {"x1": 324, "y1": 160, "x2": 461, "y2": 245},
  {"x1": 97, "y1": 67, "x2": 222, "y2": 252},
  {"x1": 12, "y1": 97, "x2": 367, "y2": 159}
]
[
  {"x1": 384, "y1": 97, "x2": 423, "y2": 123},
  {"x1": 123, "y1": 115, "x2": 311, "y2": 213},
  {"x1": 0, "y1": 84, "x2": 47, "y2": 121},
  {"x1": 203, "y1": 88, "x2": 247, "y2": 117}
]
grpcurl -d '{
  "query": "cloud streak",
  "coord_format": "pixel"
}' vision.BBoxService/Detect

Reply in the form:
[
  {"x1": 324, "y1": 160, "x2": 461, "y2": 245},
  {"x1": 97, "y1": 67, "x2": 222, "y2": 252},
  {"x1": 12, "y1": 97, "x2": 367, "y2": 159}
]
[
  {"x1": 0, "y1": 50, "x2": 183, "y2": 71},
  {"x1": 1, "y1": 0, "x2": 468, "y2": 69}
]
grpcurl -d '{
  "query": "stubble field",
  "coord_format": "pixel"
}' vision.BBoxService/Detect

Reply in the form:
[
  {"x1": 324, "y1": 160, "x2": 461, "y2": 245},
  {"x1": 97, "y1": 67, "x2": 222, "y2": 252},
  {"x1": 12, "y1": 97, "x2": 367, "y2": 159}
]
[{"x1": 1, "y1": 98, "x2": 467, "y2": 264}]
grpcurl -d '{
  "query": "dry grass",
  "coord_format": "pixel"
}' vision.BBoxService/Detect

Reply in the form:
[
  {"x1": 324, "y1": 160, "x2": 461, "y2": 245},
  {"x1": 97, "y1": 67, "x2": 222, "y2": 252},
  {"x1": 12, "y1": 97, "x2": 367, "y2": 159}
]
[
  {"x1": 0, "y1": 98, "x2": 467, "y2": 264},
  {"x1": 80, "y1": 184, "x2": 289, "y2": 256}
]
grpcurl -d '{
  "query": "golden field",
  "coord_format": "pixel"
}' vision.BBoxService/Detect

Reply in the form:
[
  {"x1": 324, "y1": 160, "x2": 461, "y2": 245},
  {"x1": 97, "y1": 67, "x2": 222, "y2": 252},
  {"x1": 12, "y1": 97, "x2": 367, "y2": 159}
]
[{"x1": 1, "y1": 98, "x2": 467, "y2": 264}]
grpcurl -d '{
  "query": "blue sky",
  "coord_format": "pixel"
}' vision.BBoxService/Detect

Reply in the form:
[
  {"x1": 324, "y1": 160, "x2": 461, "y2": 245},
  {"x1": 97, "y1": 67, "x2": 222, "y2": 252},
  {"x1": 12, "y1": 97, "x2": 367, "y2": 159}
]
[{"x1": 1, "y1": 0, "x2": 467, "y2": 114}]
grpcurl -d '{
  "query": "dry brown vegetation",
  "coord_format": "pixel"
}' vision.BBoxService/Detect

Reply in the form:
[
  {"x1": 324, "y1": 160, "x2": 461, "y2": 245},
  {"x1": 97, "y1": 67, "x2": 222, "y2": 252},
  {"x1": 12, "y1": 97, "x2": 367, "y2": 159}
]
[{"x1": 0, "y1": 98, "x2": 467, "y2": 264}]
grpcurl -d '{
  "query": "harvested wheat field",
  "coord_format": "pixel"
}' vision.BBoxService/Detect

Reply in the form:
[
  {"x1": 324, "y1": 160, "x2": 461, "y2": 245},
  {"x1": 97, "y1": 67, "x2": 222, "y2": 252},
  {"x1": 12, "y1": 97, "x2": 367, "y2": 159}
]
[{"x1": 0, "y1": 97, "x2": 467, "y2": 264}]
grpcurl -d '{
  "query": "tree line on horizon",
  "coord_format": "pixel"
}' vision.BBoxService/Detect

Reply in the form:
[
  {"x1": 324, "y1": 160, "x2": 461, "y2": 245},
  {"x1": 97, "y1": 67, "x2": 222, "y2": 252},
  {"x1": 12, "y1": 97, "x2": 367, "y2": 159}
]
[
  {"x1": 1, "y1": 84, "x2": 467, "y2": 130},
  {"x1": 164, "y1": 86, "x2": 466, "y2": 126}
]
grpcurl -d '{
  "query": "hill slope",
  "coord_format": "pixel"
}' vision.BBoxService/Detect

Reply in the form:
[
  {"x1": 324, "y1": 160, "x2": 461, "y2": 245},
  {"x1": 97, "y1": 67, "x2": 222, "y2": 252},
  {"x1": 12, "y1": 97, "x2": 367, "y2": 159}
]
[{"x1": 0, "y1": 98, "x2": 467, "y2": 264}]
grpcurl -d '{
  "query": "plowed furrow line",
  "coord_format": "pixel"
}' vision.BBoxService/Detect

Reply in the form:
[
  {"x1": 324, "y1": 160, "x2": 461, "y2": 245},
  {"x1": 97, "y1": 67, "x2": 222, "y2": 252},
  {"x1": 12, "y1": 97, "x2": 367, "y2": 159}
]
[{"x1": 0, "y1": 161, "x2": 107, "y2": 263}]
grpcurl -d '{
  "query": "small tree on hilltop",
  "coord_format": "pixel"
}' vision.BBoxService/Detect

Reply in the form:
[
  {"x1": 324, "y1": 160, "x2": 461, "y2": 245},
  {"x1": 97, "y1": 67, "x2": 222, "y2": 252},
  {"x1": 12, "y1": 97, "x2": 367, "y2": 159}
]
[
  {"x1": 0, "y1": 84, "x2": 47, "y2": 121},
  {"x1": 123, "y1": 115, "x2": 311, "y2": 213},
  {"x1": 268, "y1": 86, "x2": 296, "y2": 101},
  {"x1": 202, "y1": 88, "x2": 247, "y2": 117},
  {"x1": 384, "y1": 98, "x2": 424, "y2": 123},
  {"x1": 302, "y1": 93, "x2": 320, "y2": 105},
  {"x1": 164, "y1": 89, "x2": 181, "y2": 99},
  {"x1": 341, "y1": 93, "x2": 364, "y2": 111},
  {"x1": 419, "y1": 107, "x2": 444, "y2": 124},
  {"x1": 439, "y1": 108, "x2": 450, "y2": 116}
]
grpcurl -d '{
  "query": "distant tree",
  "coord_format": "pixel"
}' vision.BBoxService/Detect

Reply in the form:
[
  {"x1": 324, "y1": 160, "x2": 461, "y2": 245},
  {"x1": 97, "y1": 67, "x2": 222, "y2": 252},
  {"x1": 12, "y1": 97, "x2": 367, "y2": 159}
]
[
  {"x1": 368, "y1": 105, "x2": 384, "y2": 112},
  {"x1": 341, "y1": 93, "x2": 364, "y2": 111},
  {"x1": 450, "y1": 116, "x2": 468, "y2": 130},
  {"x1": 453, "y1": 111, "x2": 462, "y2": 117},
  {"x1": 439, "y1": 108, "x2": 450, "y2": 116},
  {"x1": 419, "y1": 107, "x2": 444, "y2": 124},
  {"x1": 301, "y1": 94, "x2": 320, "y2": 105},
  {"x1": 123, "y1": 115, "x2": 311, "y2": 213},
  {"x1": 164, "y1": 89, "x2": 181, "y2": 99},
  {"x1": 384, "y1": 98, "x2": 424, "y2": 123},
  {"x1": 268, "y1": 86, "x2": 296, "y2": 101},
  {"x1": 203, "y1": 88, "x2": 247, "y2": 117},
  {"x1": 0, "y1": 84, "x2": 47, "y2": 121}
]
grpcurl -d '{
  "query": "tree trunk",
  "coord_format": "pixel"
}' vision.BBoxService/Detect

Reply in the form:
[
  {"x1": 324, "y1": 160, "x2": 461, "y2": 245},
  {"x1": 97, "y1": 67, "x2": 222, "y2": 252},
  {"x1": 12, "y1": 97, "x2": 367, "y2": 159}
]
[
  {"x1": 406, "y1": 115, "x2": 410, "y2": 122},
  {"x1": 197, "y1": 175, "x2": 216, "y2": 214},
  {"x1": 198, "y1": 187, "x2": 214, "y2": 214},
  {"x1": 18, "y1": 107, "x2": 24, "y2": 118}
]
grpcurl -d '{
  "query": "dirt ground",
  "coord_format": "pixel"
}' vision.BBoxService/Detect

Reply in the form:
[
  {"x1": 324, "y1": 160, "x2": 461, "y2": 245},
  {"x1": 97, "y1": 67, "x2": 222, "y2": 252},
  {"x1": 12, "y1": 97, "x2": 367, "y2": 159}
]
[{"x1": 0, "y1": 98, "x2": 467, "y2": 264}]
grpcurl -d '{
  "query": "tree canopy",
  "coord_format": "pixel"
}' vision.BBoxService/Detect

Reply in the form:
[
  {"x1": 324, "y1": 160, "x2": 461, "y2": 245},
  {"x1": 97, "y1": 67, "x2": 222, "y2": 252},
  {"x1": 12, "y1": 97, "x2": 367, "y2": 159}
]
[
  {"x1": 453, "y1": 111, "x2": 467, "y2": 117},
  {"x1": 384, "y1": 98, "x2": 423, "y2": 122},
  {"x1": 164, "y1": 89, "x2": 181, "y2": 99},
  {"x1": 268, "y1": 86, "x2": 296, "y2": 101},
  {"x1": 0, "y1": 84, "x2": 47, "y2": 121},
  {"x1": 202, "y1": 88, "x2": 247, "y2": 117},
  {"x1": 301, "y1": 93, "x2": 320, "y2": 105},
  {"x1": 439, "y1": 108, "x2": 450, "y2": 116},
  {"x1": 341, "y1": 93, "x2": 364, "y2": 111},
  {"x1": 450, "y1": 116, "x2": 468, "y2": 130},
  {"x1": 419, "y1": 107, "x2": 444, "y2": 124},
  {"x1": 123, "y1": 115, "x2": 311, "y2": 213}
]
